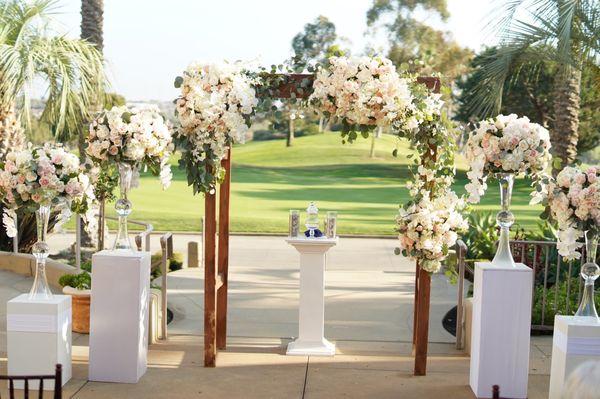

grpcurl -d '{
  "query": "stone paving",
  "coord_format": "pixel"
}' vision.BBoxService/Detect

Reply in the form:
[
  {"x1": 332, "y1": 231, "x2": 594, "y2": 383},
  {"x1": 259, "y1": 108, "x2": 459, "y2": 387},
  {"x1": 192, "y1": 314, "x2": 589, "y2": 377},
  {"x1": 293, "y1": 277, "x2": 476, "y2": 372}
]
[{"x1": 0, "y1": 234, "x2": 551, "y2": 398}]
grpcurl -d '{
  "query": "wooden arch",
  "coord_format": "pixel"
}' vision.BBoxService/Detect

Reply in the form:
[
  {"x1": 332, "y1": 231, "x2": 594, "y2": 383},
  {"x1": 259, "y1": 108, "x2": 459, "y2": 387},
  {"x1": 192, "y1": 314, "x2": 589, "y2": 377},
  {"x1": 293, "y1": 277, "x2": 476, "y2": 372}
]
[{"x1": 203, "y1": 75, "x2": 441, "y2": 377}]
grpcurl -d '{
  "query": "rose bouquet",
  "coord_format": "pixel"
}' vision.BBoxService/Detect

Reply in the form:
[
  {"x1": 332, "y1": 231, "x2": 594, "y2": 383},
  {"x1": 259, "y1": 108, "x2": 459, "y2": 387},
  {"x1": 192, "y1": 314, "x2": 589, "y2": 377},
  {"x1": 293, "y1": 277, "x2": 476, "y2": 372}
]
[
  {"x1": 544, "y1": 166, "x2": 600, "y2": 260},
  {"x1": 464, "y1": 114, "x2": 552, "y2": 204},
  {"x1": 464, "y1": 113, "x2": 552, "y2": 267},
  {"x1": 86, "y1": 104, "x2": 174, "y2": 189},
  {"x1": 396, "y1": 168, "x2": 468, "y2": 273},
  {"x1": 309, "y1": 56, "x2": 414, "y2": 142},
  {"x1": 174, "y1": 61, "x2": 258, "y2": 194},
  {"x1": 0, "y1": 144, "x2": 95, "y2": 237}
]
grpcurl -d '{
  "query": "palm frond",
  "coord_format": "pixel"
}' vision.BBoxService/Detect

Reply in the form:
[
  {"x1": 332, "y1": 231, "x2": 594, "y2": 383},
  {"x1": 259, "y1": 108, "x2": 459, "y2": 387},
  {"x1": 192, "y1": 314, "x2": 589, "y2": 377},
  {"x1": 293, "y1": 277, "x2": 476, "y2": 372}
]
[{"x1": 0, "y1": 0, "x2": 106, "y2": 141}]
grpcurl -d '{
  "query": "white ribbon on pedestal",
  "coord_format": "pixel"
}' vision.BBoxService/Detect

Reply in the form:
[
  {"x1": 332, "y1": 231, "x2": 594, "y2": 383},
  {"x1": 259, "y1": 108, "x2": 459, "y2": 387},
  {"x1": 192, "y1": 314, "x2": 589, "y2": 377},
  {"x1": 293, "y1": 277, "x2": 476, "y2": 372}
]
[
  {"x1": 7, "y1": 309, "x2": 71, "y2": 333},
  {"x1": 554, "y1": 328, "x2": 600, "y2": 356}
]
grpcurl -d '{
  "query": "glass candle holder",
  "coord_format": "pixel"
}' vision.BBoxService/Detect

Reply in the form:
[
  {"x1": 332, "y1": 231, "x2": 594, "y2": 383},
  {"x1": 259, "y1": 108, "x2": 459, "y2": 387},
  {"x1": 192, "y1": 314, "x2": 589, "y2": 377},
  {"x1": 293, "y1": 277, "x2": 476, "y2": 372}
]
[
  {"x1": 305, "y1": 202, "x2": 319, "y2": 238},
  {"x1": 289, "y1": 210, "x2": 300, "y2": 237},
  {"x1": 326, "y1": 211, "x2": 337, "y2": 238}
]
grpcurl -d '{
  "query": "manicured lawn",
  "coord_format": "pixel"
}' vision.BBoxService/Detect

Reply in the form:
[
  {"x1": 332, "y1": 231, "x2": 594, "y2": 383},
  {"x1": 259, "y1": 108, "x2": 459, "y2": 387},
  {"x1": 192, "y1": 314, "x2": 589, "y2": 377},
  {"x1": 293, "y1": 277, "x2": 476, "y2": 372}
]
[{"x1": 105, "y1": 133, "x2": 543, "y2": 235}]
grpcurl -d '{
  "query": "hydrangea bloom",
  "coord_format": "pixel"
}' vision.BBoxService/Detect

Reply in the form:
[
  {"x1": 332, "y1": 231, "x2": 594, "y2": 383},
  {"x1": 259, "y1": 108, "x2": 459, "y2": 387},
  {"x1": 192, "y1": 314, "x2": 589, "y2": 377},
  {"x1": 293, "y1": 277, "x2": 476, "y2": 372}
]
[
  {"x1": 545, "y1": 166, "x2": 600, "y2": 260},
  {"x1": 174, "y1": 61, "x2": 258, "y2": 194},
  {"x1": 464, "y1": 114, "x2": 552, "y2": 203},
  {"x1": 86, "y1": 105, "x2": 174, "y2": 189},
  {"x1": 0, "y1": 144, "x2": 95, "y2": 237}
]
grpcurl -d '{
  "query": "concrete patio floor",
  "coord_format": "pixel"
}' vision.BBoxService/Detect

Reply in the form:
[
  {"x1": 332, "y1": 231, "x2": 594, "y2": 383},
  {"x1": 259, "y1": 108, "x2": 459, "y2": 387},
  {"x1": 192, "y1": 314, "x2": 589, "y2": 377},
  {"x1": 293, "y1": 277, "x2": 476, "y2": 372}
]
[
  {"x1": 0, "y1": 234, "x2": 552, "y2": 397},
  {"x1": 0, "y1": 333, "x2": 553, "y2": 398}
]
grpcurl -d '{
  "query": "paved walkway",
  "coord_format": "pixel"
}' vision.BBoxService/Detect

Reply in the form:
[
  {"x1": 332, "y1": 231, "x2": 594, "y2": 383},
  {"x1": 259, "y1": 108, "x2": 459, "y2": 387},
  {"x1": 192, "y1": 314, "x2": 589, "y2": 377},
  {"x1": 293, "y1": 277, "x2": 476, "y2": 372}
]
[
  {"x1": 0, "y1": 234, "x2": 553, "y2": 397},
  {"x1": 46, "y1": 234, "x2": 460, "y2": 343}
]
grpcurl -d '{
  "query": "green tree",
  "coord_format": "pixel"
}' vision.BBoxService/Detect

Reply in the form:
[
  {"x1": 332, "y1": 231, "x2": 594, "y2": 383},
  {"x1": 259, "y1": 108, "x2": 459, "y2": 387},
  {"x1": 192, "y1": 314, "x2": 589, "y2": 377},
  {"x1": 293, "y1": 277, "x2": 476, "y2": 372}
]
[
  {"x1": 0, "y1": 0, "x2": 106, "y2": 158},
  {"x1": 366, "y1": 0, "x2": 472, "y2": 81},
  {"x1": 292, "y1": 15, "x2": 338, "y2": 67},
  {"x1": 465, "y1": 0, "x2": 600, "y2": 167},
  {"x1": 457, "y1": 47, "x2": 600, "y2": 154}
]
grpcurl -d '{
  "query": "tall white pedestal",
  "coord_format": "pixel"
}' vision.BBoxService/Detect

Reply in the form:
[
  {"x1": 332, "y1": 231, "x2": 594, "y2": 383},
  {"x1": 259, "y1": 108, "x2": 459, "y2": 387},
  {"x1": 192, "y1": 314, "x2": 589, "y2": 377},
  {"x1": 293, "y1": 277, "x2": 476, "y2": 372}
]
[
  {"x1": 549, "y1": 315, "x2": 600, "y2": 399},
  {"x1": 469, "y1": 262, "x2": 533, "y2": 399},
  {"x1": 286, "y1": 237, "x2": 338, "y2": 356},
  {"x1": 7, "y1": 294, "x2": 72, "y2": 390},
  {"x1": 89, "y1": 250, "x2": 151, "y2": 383}
]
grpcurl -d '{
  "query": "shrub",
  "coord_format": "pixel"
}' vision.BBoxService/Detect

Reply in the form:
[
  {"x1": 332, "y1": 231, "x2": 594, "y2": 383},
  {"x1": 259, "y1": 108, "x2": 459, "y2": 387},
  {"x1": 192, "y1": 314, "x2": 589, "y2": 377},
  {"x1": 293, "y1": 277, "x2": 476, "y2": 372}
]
[
  {"x1": 532, "y1": 277, "x2": 600, "y2": 326},
  {"x1": 58, "y1": 271, "x2": 91, "y2": 290}
]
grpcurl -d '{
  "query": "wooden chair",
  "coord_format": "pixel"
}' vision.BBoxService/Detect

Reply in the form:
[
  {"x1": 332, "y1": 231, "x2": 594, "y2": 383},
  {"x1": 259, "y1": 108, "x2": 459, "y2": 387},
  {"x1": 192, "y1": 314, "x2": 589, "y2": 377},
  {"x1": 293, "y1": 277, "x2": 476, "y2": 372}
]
[{"x1": 0, "y1": 364, "x2": 62, "y2": 399}]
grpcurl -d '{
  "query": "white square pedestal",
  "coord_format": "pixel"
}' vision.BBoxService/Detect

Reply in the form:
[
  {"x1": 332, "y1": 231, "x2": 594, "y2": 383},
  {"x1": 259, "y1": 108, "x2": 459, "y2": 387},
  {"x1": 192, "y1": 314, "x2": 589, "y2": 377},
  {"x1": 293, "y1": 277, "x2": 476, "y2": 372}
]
[
  {"x1": 89, "y1": 250, "x2": 151, "y2": 383},
  {"x1": 285, "y1": 237, "x2": 338, "y2": 356},
  {"x1": 469, "y1": 262, "x2": 533, "y2": 399},
  {"x1": 549, "y1": 316, "x2": 600, "y2": 398},
  {"x1": 7, "y1": 294, "x2": 72, "y2": 390}
]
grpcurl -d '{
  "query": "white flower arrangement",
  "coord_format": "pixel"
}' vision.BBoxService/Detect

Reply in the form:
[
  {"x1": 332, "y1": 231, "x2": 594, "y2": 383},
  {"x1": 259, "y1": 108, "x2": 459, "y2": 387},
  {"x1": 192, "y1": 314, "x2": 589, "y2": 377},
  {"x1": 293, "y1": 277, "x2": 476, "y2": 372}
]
[
  {"x1": 174, "y1": 61, "x2": 258, "y2": 194},
  {"x1": 544, "y1": 165, "x2": 600, "y2": 260},
  {"x1": 0, "y1": 144, "x2": 95, "y2": 237},
  {"x1": 86, "y1": 105, "x2": 174, "y2": 189},
  {"x1": 464, "y1": 114, "x2": 552, "y2": 204},
  {"x1": 396, "y1": 168, "x2": 469, "y2": 273},
  {"x1": 309, "y1": 56, "x2": 414, "y2": 142}
]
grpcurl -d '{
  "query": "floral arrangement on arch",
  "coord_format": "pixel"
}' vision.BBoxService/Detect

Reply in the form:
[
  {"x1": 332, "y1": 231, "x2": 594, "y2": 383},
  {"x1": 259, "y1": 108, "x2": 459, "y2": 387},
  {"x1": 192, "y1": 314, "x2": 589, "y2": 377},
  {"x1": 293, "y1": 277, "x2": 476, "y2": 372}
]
[
  {"x1": 308, "y1": 56, "x2": 415, "y2": 143},
  {"x1": 86, "y1": 104, "x2": 174, "y2": 189},
  {"x1": 464, "y1": 114, "x2": 552, "y2": 204},
  {"x1": 393, "y1": 80, "x2": 468, "y2": 273},
  {"x1": 174, "y1": 61, "x2": 258, "y2": 194},
  {"x1": 0, "y1": 144, "x2": 95, "y2": 237},
  {"x1": 543, "y1": 165, "x2": 599, "y2": 260}
]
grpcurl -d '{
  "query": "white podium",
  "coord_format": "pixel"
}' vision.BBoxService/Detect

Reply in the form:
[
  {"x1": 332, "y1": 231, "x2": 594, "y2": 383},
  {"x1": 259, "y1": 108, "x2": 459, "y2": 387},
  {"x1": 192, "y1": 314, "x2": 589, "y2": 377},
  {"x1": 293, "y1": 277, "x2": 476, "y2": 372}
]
[
  {"x1": 286, "y1": 236, "x2": 338, "y2": 356},
  {"x1": 469, "y1": 262, "x2": 533, "y2": 399},
  {"x1": 89, "y1": 250, "x2": 151, "y2": 383},
  {"x1": 549, "y1": 315, "x2": 600, "y2": 398},
  {"x1": 7, "y1": 294, "x2": 72, "y2": 389}
]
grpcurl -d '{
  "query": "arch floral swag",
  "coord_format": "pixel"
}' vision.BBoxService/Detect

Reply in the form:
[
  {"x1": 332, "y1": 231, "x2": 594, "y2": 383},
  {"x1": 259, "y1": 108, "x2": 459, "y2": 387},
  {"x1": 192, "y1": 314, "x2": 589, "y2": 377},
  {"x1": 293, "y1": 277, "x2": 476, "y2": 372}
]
[{"x1": 173, "y1": 56, "x2": 467, "y2": 374}]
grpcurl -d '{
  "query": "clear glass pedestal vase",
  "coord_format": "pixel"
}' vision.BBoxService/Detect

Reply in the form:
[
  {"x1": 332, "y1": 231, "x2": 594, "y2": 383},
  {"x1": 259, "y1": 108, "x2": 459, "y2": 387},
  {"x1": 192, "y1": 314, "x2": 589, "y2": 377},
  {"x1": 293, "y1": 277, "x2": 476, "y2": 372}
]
[
  {"x1": 575, "y1": 230, "x2": 599, "y2": 320},
  {"x1": 492, "y1": 173, "x2": 516, "y2": 267},
  {"x1": 29, "y1": 204, "x2": 53, "y2": 300},
  {"x1": 112, "y1": 163, "x2": 134, "y2": 251}
]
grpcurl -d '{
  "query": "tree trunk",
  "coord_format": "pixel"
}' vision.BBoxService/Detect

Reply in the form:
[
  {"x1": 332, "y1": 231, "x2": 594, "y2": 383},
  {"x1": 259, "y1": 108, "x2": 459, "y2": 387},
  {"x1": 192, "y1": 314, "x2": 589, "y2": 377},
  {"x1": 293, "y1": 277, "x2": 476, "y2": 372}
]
[
  {"x1": 287, "y1": 117, "x2": 295, "y2": 147},
  {"x1": 80, "y1": 0, "x2": 104, "y2": 247},
  {"x1": 552, "y1": 67, "x2": 581, "y2": 169},
  {"x1": 81, "y1": 0, "x2": 104, "y2": 53},
  {"x1": 0, "y1": 103, "x2": 26, "y2": 162},
  {"x1": 318, "y1": 117, "x2": 324, "y2": 133}
]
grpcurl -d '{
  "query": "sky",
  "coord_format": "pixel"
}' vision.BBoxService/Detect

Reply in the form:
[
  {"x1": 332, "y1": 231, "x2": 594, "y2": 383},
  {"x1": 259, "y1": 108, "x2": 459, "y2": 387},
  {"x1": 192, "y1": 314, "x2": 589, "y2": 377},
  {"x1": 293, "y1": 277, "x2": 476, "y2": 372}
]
[{"x1": 50, "y1": 0, "x2": 500, "y2": 101}]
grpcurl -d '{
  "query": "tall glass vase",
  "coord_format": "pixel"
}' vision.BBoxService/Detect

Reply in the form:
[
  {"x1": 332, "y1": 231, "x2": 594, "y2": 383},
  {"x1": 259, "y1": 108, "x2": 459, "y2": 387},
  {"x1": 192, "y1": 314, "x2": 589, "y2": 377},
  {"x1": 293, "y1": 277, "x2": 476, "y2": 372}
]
[
  {"x1": 112, "y1": 163, "x2": 134, "y2": 251},
  {"x1": 575, "y1": 230, "x2": 599, "y2": 320},
  {"x1": 29, "y1": 204, "x2": 53, "y2": 300},
  {"x1": 492, "y1": 173, "x2": 516, "y2": 267}
]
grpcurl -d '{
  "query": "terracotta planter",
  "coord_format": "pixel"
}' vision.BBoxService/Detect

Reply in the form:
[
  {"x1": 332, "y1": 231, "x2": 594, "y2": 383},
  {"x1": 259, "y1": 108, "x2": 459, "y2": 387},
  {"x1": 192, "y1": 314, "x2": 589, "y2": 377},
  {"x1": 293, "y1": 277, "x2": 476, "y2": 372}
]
[{"x1": 63, "y1": 287, "x2": 91, "y2": 334}]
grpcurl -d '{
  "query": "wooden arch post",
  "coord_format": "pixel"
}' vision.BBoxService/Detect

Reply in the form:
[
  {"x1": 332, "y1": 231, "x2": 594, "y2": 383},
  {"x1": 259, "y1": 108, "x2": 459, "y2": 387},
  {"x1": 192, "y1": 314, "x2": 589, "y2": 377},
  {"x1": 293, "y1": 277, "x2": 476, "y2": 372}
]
[{"x1": 203, "y1": 74, "x2": 441, "y2": 370}]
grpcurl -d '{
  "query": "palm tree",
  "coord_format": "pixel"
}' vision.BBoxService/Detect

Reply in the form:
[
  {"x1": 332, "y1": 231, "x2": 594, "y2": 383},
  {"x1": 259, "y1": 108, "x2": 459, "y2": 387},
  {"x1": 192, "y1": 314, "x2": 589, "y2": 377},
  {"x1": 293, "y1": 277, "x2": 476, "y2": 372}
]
[
  {"x1": 467, "y1": 0, "x2": 599, "y2": 168},
  {"x1": 0, "y1": 0, "x2": 105, "y2": 160},
  {"x1": 0, "y1": 0, "x2": 105, "y2": 252}
]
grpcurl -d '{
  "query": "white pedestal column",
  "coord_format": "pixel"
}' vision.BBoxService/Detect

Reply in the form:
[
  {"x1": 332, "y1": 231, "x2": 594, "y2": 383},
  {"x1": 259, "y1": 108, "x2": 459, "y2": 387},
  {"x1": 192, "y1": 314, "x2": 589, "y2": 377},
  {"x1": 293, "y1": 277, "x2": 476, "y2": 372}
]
[
  {"x1": 89, "y1": 250, "x2": 151, "y2": 383},
  {"x1": 7, "y1": 294, "x2": 72, "y2": 390},
  {"x1": 549, "y1": 316, "x2": 600, "y2": 399},
  {"x1": 469, "y1": 262, "x2": 533, "y2": 399},
  {"x1": 286, "y1": 237, "x2": 338, "y2": 356}
]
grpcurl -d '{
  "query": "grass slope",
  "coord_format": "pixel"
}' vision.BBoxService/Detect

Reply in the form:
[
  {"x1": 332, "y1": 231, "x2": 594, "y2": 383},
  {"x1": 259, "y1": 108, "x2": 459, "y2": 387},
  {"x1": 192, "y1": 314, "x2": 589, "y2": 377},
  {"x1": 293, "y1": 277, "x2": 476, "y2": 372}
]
[{"x1": 108, "y1": 133, "x2": 543, "y2": 235}]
